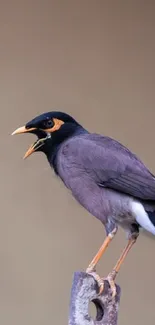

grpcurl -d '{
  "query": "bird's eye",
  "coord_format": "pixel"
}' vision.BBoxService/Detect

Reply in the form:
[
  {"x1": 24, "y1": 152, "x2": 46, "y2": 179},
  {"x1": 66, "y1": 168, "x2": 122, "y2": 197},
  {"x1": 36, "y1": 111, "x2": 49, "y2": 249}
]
[{"x1": 44, "y1": 119, "x2": 54, "y2": 129}]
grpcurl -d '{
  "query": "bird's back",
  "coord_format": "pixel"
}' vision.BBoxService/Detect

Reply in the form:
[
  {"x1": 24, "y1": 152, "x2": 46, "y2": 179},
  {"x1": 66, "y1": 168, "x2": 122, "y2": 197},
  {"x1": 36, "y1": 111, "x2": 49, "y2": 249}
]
[{"x1": 56, "y1": 132, "x2": 155, "y2": 199}]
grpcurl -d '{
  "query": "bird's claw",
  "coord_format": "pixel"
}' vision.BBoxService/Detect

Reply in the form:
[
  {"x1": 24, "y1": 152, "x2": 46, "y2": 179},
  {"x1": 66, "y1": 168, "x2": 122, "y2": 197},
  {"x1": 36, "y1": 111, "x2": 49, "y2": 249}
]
[
  {"x1": 103, "y1": 270, "x2": 117, "y2": 298},
  {"x1": 86, "y1": 268, "x2": 117, "y2": 298},
  {"x1": 86, "y1": 270, "x2": 105, "y2": 294}
]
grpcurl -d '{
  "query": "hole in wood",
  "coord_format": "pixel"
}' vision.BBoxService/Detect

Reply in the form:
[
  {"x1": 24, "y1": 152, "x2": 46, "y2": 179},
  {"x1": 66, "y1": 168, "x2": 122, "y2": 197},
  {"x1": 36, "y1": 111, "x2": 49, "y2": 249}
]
[{"x1": 89, "y1": 299, "x2": 104, "y2": 321}]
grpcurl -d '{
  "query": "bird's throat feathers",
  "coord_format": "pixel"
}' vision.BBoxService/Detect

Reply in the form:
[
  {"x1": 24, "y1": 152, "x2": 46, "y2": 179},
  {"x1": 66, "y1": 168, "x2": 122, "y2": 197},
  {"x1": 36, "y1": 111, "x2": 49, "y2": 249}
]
[{"x1": 44, "y1": 123, "x2": 86, "y2": 174}]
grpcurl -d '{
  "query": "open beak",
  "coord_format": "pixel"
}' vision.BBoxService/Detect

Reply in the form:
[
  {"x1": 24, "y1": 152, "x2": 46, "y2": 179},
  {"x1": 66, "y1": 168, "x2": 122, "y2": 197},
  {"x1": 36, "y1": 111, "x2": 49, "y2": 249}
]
[
  {"x1": 12, "y1": 125, "x2": 46, "y2": 159},
  {"x1": 23, "y1": 139, "x2": 46, "y2": 159}
]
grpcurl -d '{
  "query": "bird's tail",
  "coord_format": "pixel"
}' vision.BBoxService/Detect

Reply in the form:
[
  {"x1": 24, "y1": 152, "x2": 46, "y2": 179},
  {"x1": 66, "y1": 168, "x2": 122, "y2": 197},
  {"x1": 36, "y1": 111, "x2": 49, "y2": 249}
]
[
  {"x1": 147, "y1": 211, "x2": 155, "y2": 228},
  {"x1": 141, "y1": 210, "x2": 155, "y2": 239},
  {"x1": 133, "y1": 202, "x2": 155, "y2": 235}
]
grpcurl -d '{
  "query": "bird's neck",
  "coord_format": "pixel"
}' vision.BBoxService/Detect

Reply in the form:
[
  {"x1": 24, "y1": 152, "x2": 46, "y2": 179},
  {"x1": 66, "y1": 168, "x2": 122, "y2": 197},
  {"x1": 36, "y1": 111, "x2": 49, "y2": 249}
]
[{"x1": 44, "y1": 123, "x2": 87, "y2": 174}]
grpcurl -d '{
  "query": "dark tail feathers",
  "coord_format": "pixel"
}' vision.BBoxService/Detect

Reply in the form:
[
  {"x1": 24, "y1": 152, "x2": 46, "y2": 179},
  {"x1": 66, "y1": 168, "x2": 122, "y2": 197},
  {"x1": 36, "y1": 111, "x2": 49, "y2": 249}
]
[{"x1": 147, "y1": 211, "x2": 155, "y2": 226}]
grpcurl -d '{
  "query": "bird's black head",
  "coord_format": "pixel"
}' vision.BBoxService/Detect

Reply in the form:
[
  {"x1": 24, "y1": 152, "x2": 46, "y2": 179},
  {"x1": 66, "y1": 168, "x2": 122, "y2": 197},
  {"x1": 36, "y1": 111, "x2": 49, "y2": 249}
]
[{"x1": 12, "y1": 111, "x2": 83, "y2": 160}]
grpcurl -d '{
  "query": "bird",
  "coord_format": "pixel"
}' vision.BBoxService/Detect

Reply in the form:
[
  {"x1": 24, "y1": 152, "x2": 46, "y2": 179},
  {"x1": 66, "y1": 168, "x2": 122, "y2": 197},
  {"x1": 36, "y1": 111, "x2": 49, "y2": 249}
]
[{"x1": 12, "y1": 111, "x2": 155, "y2": 297}]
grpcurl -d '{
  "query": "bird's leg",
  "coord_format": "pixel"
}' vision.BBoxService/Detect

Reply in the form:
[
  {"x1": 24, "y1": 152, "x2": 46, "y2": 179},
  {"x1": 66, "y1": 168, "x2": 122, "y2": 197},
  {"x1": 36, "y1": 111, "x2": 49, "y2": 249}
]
[
  {"x1": 105, "y1": 233, "x2": 139, "y2": 298},
  {"x1": 86, "y1": 227, "x2": 118, "y2": 294},
  {"x1": 86, "y1": 227, "x2": 118, "y2": 272}
]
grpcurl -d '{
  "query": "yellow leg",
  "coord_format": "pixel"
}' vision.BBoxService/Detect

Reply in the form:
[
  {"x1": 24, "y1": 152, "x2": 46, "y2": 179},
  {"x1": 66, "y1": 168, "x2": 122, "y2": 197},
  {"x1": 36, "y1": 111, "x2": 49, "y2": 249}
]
[
  {"x1": 86, "y1": 227, "x2": 117, "y2": 273},
  {"x1": 106, "y1": 236, "x2": 137, "y2": 298},
  {"x1": 86, "y1": 227, "x2": 117, "y2": 294},
  {"x1": 113, "y1": 237, "x2": 137, "y2": 274}
]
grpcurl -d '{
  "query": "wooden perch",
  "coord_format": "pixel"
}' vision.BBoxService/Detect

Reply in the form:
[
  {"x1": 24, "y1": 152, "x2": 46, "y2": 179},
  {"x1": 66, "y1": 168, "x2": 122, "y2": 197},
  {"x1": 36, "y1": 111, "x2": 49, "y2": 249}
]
[{"x1": 68, "y1": 272, "x2": 121, "y2": 325}]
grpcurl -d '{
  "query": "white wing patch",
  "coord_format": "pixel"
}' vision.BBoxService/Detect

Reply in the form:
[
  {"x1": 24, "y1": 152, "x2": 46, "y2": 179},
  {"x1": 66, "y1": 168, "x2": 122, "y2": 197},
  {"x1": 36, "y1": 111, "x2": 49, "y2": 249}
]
[{"x1": 131, "y1": 201, "x2": 155, "y2": 235}]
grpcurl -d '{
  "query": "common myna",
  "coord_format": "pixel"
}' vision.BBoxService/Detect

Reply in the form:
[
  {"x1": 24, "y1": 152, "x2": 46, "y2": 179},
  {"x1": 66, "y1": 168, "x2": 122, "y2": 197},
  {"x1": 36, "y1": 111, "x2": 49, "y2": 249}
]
[{"x1": 12, "y1": 111, "x2": 155, "y2": 297}]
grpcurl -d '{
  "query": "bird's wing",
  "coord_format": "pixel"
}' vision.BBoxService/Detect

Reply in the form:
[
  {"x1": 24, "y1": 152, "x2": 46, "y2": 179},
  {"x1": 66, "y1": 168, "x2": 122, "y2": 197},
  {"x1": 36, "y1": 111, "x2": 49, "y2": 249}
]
[{"x1": 63, "y1": 133, "x2": 155, "y2": 200}]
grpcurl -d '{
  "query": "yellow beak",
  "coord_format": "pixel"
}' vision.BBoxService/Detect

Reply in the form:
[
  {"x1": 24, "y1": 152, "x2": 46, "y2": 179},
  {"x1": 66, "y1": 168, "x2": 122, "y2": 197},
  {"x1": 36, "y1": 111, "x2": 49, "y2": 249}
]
[
  {"x1": 12, "y1": 125, "x2": 38, "y2": 159},
  {"x1": 23, "y1": 143, "x2": 36, "y2": 159},
  {"x1": 11, "y1": 126, "x2": 36, "y2": 135}
]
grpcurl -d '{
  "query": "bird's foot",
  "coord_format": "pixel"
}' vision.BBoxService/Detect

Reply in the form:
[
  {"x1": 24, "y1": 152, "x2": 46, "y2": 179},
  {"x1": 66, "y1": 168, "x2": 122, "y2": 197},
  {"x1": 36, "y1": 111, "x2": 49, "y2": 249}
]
[
  {"x1": 103, "y1": 270, "x2": 117, "y2": 298},
  {"x1": 86, "y1": 268, "x2": 104, "y2": 295},
  {"x1": 86, "y1": 267, "x2": 117, "y2": 298}
]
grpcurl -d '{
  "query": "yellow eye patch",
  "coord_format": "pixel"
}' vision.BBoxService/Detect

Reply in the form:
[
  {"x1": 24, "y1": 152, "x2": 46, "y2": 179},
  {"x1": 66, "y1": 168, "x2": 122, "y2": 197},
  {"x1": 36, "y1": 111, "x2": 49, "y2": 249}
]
[{"x1": 43, "y1": 118, "x2": 64, "y2": 132}]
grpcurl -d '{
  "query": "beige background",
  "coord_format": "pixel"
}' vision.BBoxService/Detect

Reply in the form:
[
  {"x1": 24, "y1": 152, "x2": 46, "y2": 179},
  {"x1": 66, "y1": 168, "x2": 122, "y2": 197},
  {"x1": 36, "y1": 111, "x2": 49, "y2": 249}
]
[{"x1": 0, "y1": 1, "x2": 155, "y2": 324}]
